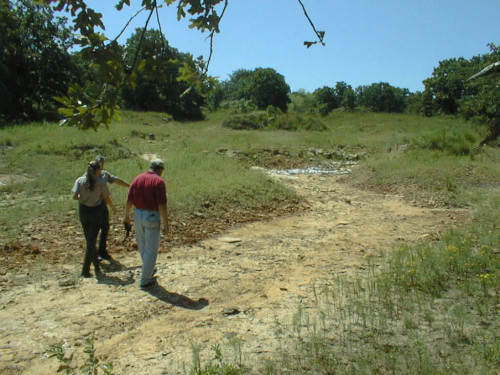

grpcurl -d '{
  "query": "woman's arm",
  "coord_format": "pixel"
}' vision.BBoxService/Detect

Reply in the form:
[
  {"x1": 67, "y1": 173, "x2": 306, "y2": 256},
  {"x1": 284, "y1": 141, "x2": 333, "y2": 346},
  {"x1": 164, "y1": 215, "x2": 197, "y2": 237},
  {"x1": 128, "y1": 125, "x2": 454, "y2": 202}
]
[
  {"x1": 104, "y1": 195, "x2": 117, "y2": 214},
  {"x1": 114, "y1": 178, "x2": 130, "y2": 188},
  {"x1": 71, "y1": 179, "x2": 80, "y2": 201}
]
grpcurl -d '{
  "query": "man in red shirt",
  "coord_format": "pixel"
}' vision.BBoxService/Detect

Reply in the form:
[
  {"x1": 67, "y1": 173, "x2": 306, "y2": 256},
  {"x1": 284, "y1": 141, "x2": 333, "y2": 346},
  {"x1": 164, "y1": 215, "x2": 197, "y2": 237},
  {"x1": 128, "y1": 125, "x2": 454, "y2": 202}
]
[{"x1": 124, "y1": 159, "x2": 169, "y2": 289}]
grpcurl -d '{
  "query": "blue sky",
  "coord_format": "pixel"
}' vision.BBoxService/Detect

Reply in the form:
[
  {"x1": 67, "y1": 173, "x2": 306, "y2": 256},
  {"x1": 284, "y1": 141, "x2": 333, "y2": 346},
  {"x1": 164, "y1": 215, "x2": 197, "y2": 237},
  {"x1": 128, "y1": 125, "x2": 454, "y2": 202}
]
[{"x1": 77, "y1": 0, "x2": 499, "y2": 93}]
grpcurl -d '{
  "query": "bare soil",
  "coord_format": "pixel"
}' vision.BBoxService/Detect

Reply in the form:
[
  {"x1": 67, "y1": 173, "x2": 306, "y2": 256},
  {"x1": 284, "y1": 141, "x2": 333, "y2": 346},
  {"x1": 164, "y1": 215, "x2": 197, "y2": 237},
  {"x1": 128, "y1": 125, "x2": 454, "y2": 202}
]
[{"x1": 0, "y1": 172, "x2": 470, "y2": 374}]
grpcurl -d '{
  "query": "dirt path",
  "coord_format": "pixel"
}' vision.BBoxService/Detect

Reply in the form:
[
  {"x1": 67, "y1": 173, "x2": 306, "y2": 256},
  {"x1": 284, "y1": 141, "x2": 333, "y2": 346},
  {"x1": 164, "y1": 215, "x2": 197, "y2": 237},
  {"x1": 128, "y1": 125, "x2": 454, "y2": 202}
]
[{"x1": 0, "y1": 173, "x2": 468, "y2": 374}]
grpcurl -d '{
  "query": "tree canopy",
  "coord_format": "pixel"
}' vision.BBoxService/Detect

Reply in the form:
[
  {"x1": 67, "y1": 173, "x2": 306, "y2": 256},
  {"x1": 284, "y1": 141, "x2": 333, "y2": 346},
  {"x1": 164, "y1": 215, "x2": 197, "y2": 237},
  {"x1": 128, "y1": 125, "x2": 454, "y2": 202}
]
[
  {"x1": 0, "y1": 0, "x2": 76, "y2": 122},
  {"x1": 356, "y1": 82, "x2": 408, "y2": 113},
  {"x1": 40, "y1": 0, "x2": 325, "y2": 130},
  {"x1": 311, "y1": 82, "x2": 356, "y2": 116},
  {"x1": 211, "y1": 68, "x2": 291, "y2": 112},
  {"x1": 423, "y1": 44, "x2": 500, "y2": 145},
  {"x1": 120, "y1": 28, "x2": 205, "y2": 119}
]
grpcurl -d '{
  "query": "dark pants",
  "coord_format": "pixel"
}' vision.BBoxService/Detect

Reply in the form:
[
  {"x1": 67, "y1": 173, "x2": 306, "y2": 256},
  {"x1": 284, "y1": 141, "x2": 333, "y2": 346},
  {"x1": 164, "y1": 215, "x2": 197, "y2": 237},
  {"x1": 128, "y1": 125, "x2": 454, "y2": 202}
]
[
  {"x1": 98, "y1": 202, "x2": 110, "y2": 257},
  {"x1": 79, "y1": 203, "x2": 104, "y2": 276}
]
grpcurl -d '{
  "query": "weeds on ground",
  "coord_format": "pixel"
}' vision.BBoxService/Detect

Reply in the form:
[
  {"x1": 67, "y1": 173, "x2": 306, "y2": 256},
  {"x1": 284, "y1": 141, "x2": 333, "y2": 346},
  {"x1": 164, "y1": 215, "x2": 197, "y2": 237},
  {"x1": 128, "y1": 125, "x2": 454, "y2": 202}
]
[
  {"x1": 46, "y1": 334, "x2": 113, "y2": 375},
  {"x1": 188, "y1": 343, "x2": 245, "y2": 375},
  {"x1": 269, "y1": 205, "x2": 499, "y2": 374}
]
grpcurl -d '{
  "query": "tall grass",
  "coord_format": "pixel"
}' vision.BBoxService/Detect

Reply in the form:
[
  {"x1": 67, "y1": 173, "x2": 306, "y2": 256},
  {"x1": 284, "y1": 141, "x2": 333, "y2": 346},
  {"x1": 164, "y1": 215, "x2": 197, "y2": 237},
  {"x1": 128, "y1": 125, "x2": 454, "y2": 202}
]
[{"x1": 269, "y1": 196, "x2": 499, "y2": 374}]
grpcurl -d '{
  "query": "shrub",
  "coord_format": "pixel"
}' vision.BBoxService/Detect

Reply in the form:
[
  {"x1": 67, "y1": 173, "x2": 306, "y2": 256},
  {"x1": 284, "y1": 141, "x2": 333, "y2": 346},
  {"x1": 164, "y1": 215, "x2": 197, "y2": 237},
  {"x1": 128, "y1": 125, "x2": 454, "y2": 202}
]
[
  {"x1": 219, "y1": 99, "x2": 258, "y2": 114},
  {"x1": 413, "y1": 128, "x2": 479, "y2": 155},
  {"x1": 221, "y1": 108, "x2": 327, "y2": 131},
  {"x1": 221, "y1": 111, "x2": 268, "y2": 130},
  {"x1": 268, "y1": 112, "x2": 327, "y2": 131}
]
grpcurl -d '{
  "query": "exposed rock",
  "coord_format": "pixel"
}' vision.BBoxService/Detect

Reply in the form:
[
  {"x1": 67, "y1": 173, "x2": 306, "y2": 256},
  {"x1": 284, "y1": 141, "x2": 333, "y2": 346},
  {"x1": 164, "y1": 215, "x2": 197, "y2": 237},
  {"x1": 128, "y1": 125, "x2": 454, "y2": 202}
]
[
  {"x1": 221, "y1": 307, "x2": 241, "y2": 316},
  {"x1": 218, "y1": 237, "x2": 243, "y2": 243}
]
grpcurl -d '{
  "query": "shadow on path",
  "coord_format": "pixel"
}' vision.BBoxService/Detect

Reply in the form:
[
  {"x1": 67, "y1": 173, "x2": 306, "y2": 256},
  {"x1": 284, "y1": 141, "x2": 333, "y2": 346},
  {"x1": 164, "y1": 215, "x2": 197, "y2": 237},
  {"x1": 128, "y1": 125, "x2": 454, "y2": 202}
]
[
  {"x1": 145, "y1": 284, "x2": 209, "y2": 310},
  {"x1": 96, "y1": 271, "x2": 135, "y2": 286},
  {"x1": 92, "y1": 259, "x2": 136, "y2": 286},
  {"x1": 100, "y1": 258, "x2": 128, "y2": 273}
]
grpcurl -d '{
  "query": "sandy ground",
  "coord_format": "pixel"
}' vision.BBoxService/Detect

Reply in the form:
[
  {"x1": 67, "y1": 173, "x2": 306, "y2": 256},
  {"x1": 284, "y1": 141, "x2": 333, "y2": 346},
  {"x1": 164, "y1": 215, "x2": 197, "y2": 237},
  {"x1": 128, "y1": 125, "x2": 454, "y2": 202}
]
[{"x1": 0, "y1": 173, "x2": 468, "y2": 374}]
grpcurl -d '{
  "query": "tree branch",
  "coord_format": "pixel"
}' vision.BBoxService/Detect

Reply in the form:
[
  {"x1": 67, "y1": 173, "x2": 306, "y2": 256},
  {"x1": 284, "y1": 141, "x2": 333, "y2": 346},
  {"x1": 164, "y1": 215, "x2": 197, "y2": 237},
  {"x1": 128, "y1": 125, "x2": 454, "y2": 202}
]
[
  {"x1": 112, "y1": 6, "x2": 146, "y2": 44},
  {"x1": 203, "y1": 0, "x2": 229, "y2": 78},
  {"x1": 129, "y1": 2, "x2": 156, "y2": 72},
  {"x1": 297, "y1": 0, "x2": 325, "y2": 46}
]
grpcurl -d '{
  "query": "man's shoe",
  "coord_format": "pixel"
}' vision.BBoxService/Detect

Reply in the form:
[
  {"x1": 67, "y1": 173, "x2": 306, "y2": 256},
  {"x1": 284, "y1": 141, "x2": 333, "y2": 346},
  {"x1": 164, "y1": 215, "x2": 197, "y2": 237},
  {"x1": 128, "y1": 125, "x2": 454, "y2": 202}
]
[
  {"x1": 81, "y1": 272, "x2": 92, "y2": 278},
  {"x1": 140, "y1": 278, "x2": 157, "y2": 290}
]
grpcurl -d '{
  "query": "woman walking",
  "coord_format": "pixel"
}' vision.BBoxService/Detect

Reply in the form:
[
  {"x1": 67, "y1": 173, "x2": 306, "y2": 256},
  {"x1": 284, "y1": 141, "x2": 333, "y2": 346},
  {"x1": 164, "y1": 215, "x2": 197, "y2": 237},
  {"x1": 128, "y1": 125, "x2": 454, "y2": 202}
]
[
  {"x1": 72, "y1": 161, "x2": 117, "y2": 277},
  {"x1": 94, "y1": 155, "x2": 129, "y2": 260}
]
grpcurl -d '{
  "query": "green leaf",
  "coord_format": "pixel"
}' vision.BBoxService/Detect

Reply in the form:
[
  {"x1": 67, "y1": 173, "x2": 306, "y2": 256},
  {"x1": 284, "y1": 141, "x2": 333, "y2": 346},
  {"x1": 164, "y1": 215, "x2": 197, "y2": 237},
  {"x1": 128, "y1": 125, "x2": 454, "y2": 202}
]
[{"x1": 115, "y1": 0, "x2": 131, "y2": 11}]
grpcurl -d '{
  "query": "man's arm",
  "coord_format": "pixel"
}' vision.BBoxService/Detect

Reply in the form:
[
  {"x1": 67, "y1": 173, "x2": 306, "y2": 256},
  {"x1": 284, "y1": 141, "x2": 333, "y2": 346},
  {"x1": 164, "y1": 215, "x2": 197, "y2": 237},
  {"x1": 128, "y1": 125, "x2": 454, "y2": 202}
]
[
  {"x1": 158, "y1": 203, "x2": 169, "y2": 234},
  {"x1": 124, "y1": 200, "x2": 134, "y2": 224}
]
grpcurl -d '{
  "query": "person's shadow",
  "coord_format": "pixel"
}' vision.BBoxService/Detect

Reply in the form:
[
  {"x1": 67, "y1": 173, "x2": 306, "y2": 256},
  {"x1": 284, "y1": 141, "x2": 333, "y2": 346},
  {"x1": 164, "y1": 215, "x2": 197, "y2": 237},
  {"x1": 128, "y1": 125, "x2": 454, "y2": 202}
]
[
  {"x1": 96, "y1": 260, "x2": 209, "y2": 310},
  {"x1": 145, "y1": 284, "x2": 209, "y2": 310},
  {"x1": 96, "y1": 259, "x2": 136, "y2": 286},
  {"x1": 96, "y1": 271, "x2": 135, "y2": 286},
  {"x1": 100, "y1": 258, "x2": 127, "y2": 273}
]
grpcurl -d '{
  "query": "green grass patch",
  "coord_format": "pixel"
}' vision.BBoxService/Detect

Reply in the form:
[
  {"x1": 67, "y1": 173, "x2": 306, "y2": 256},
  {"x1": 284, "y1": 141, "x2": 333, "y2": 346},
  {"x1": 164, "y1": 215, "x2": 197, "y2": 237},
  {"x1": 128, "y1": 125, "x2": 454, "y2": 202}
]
[{"x1": 0, "y1": 111, "x2": 302, "y2": 242}]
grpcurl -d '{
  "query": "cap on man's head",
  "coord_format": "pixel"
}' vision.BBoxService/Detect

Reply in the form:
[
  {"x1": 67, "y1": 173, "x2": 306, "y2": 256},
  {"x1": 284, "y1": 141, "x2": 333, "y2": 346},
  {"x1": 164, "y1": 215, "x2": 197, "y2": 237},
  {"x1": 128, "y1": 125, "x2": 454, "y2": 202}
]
[{"x1": 150, "y1": 158, "x2": 165, "y2": 170}]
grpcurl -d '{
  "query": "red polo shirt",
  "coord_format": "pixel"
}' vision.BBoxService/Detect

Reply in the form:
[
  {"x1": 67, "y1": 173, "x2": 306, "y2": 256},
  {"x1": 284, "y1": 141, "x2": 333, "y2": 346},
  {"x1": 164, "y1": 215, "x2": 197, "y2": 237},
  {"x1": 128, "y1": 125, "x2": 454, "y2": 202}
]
[{"x1": 127, "y1": 171, "x2": 167, "y2": 210}]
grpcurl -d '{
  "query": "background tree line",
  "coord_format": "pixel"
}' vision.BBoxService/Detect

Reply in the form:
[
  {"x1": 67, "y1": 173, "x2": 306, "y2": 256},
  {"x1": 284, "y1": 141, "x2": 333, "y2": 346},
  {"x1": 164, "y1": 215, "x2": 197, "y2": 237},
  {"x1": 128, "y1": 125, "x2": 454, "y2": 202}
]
[{"x1": 1, "y1": 0, "x2": 498, "y2": 141}]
